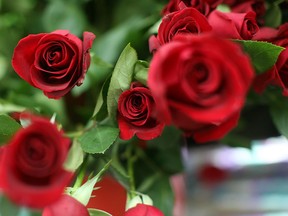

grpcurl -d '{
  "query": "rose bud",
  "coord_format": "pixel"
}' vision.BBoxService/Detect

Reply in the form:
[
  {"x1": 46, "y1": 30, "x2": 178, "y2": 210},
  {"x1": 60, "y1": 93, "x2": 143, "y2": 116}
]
[
  {"x1": 117, "y1": 82, "x2": 165, "y2": 141},
  {"x1": 42, "y1": 194, "x2": 89, "y2": 216},
  {"x1": 12, "y1": 30, "x2": 95, "y2": 99},
  {"x1": 125, "y1": 204, "x2": 164, "y2": 216},
  {"x1": 208, "y1": 10, "x2": 259, "y2": 40}
]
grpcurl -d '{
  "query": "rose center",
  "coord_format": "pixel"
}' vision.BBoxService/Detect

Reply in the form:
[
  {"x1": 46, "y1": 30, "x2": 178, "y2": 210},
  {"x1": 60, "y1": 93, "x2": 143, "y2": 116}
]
[
  {"x1": 47, "y1": 46, "x2": 62, "y2": 64},
  {"x1": 132, "y1": 95, "x2": 143, "y2": 109},
  {"x1": 190, "y1": 63, "x2": 208, "y2": 83}
]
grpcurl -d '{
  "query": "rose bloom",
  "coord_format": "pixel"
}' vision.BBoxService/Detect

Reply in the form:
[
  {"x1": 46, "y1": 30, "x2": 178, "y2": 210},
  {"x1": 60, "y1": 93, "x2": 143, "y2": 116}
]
[
  {"x1": 0, "y1": 115, "x2": 72, "y2": 208},
  {"x1": 117, "y1": 82, "x2": 164, "y2": 140},
  {"x1": 42, "y1": 194, "x2": 89, "y2": 216},
  {"x1": 253, "y1": 24, "x2": 288, "y2": 96},
  {"x1": 148, "y1": 34, "x2": 254, "y2": 143},
  {"x1": 149, "y1": 6, "x2": 212, "y2": 53},
  {"x1": 223, "y1": 0, "x2": 266, "y2": 25},
  {"x1": 12, "y1": 30, "x2": 95, "y2": 99},
  {"x1": 162, "y1": 0, "x2": 222, "y2": 16},
  {"x1": 125, "y1": 204, "x2": 164, "y2": 216},
  {"x1": 208, "y1": 10, "x2": 259, "y2": 40}
]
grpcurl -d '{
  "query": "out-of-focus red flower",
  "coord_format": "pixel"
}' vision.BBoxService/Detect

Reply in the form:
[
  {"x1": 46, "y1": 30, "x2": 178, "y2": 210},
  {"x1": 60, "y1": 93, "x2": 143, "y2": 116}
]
[
  {"x1": 86, "y1": 176, "x2": 127, "y2": 216},
  {"x1": 198, "y1": 164, "x2": 228, "y2": 186},
  {"x1": 42, "y1": 194, "x2": 89, "y2": 216},
  {"x1": 0, "y1": 114, "x2": 73, "y2": 208},
  {"x1": 125, "y1": 204, "x2": 164, "y2": 216}
]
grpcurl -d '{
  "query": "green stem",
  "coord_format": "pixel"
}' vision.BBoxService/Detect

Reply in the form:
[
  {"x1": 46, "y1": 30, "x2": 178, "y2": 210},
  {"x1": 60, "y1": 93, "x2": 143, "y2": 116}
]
[
  {"x1": 136, "y1": 147, "x2": 164, "y2": 175},
  {"x1": 127, "y1": 145, "x2": 136, "y2": 198},
  {"x1": 73, "y1": 154, "x2": 89, "y2": 189}
]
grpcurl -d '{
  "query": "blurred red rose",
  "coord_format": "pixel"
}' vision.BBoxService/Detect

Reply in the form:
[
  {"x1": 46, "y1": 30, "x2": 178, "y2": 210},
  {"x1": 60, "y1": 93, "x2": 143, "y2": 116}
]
[
  {"x1": 0, "y1": 115, "x2": 72, "y2": 208},
  {"x1": 12, "y1": 30, "x2": 95, "y2": 99},
  {"x1": 253, "y1": 24, "x2": 288, "y2": 96},
  {"x1": 148, "y1": 34, "x2": 254, "y2": 143},
  {"x1": 42, "y1": 194, "x2": 89, "y2": 216},
  {"x1": 208, "y1": 10, "x2": 259, "y2": 40},
  {"x1": 162, "y1": 0, "x2": 222, "y2": 16},
  {"x1": 149, "y1": 7, "x2": 212, "y2": 53},
  {"x1": 198, "y1": 164, "x2": 228, "y2": 186},
  {"x1": 125, "y1": 204, "x2": 164, "y2": 216},
  {"x1": 86, "y1": 176, "x2": 127, "y2": 216},
  {"x1": 117, "y1": 82, "x2": 164, "y2": 140}
]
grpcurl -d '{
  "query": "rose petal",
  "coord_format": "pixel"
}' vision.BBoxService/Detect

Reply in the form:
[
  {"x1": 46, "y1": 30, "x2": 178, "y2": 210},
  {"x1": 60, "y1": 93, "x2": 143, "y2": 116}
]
[
  {"x1": 42, "y1": 194, "x2": 89, "y2": 216},
  {"x1": 12, "y1": 33, "x2": 46, "y2": 84}
]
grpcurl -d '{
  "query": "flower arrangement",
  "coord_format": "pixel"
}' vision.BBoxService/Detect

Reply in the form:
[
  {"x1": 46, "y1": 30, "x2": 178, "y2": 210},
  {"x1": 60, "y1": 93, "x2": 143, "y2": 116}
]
[{"x1": 0, "y1": 0, "x2": 288, "y2": 215}]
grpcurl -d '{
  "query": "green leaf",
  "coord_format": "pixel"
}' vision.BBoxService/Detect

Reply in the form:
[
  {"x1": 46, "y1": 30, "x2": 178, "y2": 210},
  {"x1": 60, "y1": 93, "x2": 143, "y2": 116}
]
[
  {"x1": 88, "y1": 209, "x2": 112, "y2": 216},
  {"x1": 70, "y1": 161, "x2": 111, "y2": 206},
  {"x1": 134, "y1": 60, "x2": 149, "y2": 85},
  {"x1": 264, "y1": 3, "x2": 282, "y2": 28},
  {"x1": 0, "y1": 114, "x2": 21, "y2": 145},
  {"x1": 147, "y1": 18, "x2": 161, "y2": 35},
  {"x1": 236, "y1": 40, "x2": 285, "y2": 73},
  {"x1": 63, "y1": 139, "x2": 84, "y2": 172},
  {"x1": 79, "y1": 126, "x2": 119, "y2": 154},
  {"x1": 0, "y1": 195, "x2": 41, "y2": 216},
  {"x1": 107, "y1": 44, "x2": 138, "y2": 122},
  {"x1": 92, "y1": 76, "x2": 111, "y2": 121},
  {"x1": 270, "y1": 98, "x2": 288, "y2": 139}
]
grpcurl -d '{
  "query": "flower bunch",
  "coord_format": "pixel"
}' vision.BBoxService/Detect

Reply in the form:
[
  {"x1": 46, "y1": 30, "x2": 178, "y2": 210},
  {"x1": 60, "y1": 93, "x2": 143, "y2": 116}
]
[{"x1": 0, "y1": 0, "x2": 287, "y2": 215}]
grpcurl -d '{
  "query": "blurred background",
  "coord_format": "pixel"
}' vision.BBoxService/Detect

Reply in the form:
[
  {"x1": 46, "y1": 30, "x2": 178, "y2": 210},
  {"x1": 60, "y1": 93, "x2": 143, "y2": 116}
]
[{"x1": 1, "y1": 0, "x2": 288, "y2": 216}]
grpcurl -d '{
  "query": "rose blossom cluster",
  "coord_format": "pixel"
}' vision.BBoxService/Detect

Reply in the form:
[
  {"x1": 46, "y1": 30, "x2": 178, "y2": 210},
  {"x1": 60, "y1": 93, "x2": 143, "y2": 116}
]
[
  {"x1": 2, "y1": 0, "x2": 287, "y2": 215},
  {"x1": 147, "y1": 0, "x2": 263, "y2": 143},
  {"x1": 4, "y1": 28, "x2": 167, "y2": 215}
]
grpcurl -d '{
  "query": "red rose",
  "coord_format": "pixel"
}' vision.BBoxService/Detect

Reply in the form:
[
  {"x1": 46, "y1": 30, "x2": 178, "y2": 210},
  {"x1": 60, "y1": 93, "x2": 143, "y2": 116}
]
[
  {"x1": 12, "y1": 30, "x2": 95, "y2": 99},
  {"x1": 125, "y1": 204, "x2": 164, "y2": 216},
  {"x1": 148, "y1": 34, "x2": 254, "y2": 143},
  {"x1": 208, "y1": 10, "x2": 259, "y2": 40},
  {"x1": 149, "y1": 7, "x2": 212, "y2": 53},
  {"x1": 253, "y1": 24, "x2": 288, "y2": 96},
  {"x1": 162, "y1": 0, "x2": 222, "y2": 16},
  {"x1": 42, "y1": 194, "x2": 89, "y2": 216},
  {"x1": 117, "y1": 83, "x2": 164, "y2": 140},
  {"x1": 87, "y1": 176, "x2": 127, "y2": 216},
  {"x1": 224, "y1": 0, "x2": 266, "y2": 25},
  {"x1": 0, "y1": 115, "x2": 72, "y2": 208}
]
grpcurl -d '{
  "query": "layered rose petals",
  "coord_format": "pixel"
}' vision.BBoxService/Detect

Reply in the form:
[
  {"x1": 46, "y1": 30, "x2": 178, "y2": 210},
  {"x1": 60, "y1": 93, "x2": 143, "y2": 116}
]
[
  {"x1": 42, "y1": 195, "x2": 89, "y2": 216},
  {"x1": 117, "y1": 83, "x2": 164, "y2": 140},
  {"x1": 0, "y1": 115, "x2": 73, "y2": 208},
  {"x1": 208, "y1": 10, "x2": 259, "y2": 40},
  {"x1": 148, "y1": 34, "x2": 254, "y2": 143},
  {"x1": 12, "y1": 30, "x2": 95, "y2": 99},
  {"x1": 162, "y1": 0, "x2": 222, "y2": 16},
  {"x1": 125, "y1": 204, "x2": 164, "y2": 216},
  {"x1": 149, "y1": 7, "x2": 212, "y2": 52}
]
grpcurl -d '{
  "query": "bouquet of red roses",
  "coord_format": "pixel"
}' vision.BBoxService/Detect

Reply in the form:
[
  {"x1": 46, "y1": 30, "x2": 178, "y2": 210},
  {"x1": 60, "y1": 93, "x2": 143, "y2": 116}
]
[{"x1": 0, "y1": 0, "x2": 287, "y2": 215}]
